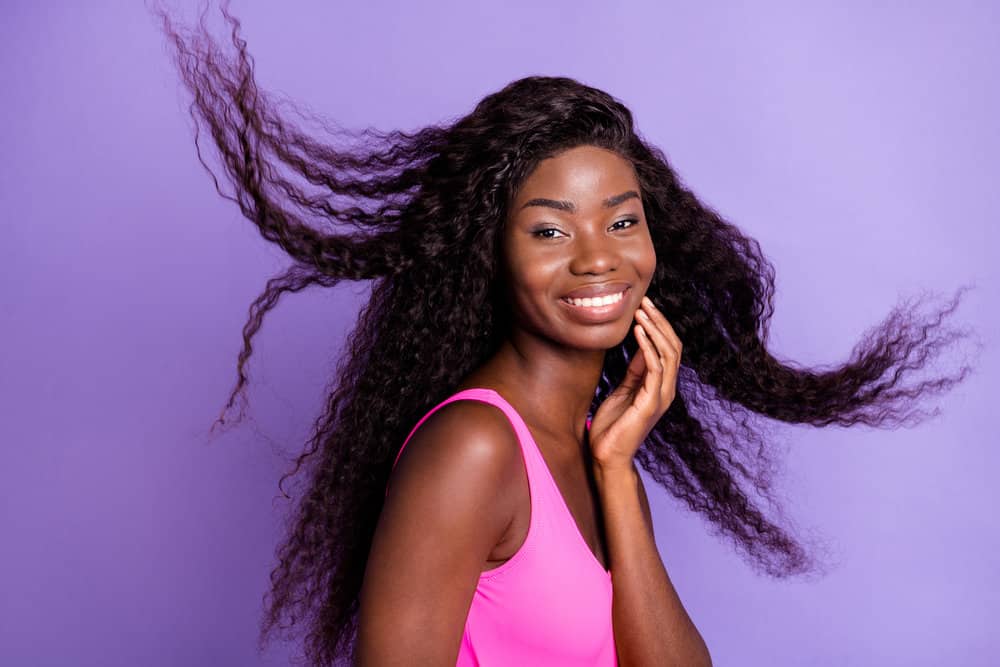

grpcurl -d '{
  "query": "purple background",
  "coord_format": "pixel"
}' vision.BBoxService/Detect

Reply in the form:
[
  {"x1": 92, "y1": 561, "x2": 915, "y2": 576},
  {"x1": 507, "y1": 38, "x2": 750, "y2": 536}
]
[{"x1": 3, "y1": 1, "x2": 997, "y2": 665}]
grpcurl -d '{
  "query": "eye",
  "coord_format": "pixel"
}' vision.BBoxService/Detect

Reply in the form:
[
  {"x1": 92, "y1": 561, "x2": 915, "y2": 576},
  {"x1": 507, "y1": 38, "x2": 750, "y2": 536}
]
[
  {"x1": 610, "y1": 218, "x2": 639, "y2": 231},
  {"x1": 532, "y1": 227, "x2": 565, "y2": 239}
]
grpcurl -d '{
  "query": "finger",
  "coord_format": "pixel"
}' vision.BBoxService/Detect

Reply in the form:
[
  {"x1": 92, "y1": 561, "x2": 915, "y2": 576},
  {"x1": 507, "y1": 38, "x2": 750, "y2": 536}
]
[
  {"x1": 638, "y1": 307, "x2": 677, "y2": 405},
  {"x1": 635, "y1": 322, "x2": 662, "y2": 408},
  {"x1": 639, "y1": 300, "x2": 678, "y2": 361},
  {"x1": 637, "y1": 308, "x2": 676, "y2": 367},
  {"x1": 618, "y1": 325, "x2": 647, "y2": 392},
  {"x1": 641, "y1": 296, "x2": 683, "y2": 358},
  {"x1": 643, "y1": 299, "x2": 682, "y2": 405}
]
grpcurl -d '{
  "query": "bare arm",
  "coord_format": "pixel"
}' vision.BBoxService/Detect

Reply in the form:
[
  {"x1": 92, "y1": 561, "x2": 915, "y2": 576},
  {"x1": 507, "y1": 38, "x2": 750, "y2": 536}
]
[
  {"x1": 356, "y1": 402, "x2": 521, "y2": 666},
  {"x1": 597, "y1": 461, "x2": 712, "y2": 667}
]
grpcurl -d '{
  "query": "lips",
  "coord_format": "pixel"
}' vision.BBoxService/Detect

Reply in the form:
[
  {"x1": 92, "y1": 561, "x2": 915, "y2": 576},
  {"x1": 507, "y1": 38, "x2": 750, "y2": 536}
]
[
  {"x1": 558, "y1": 285, "x2": 632, "y2": 324},
  {"x1": 561, "y1": 281, "x2": 631, "y2": 299}
]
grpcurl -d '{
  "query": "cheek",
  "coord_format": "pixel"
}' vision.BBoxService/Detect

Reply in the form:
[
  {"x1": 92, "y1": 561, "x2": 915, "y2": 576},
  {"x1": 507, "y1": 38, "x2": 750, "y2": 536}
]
[
  {"x1": 627, "y1": 239, "x2": 657, "y2": 285},
  {"x1": 641, "y1": 246, "x2": 657, "y2": 281},
  {"x1": 511, "y1": 267, "x2": 555, "y2": 311},
  {"x1": 501, "y1": 247, "x2": 553, "y2": 313}
]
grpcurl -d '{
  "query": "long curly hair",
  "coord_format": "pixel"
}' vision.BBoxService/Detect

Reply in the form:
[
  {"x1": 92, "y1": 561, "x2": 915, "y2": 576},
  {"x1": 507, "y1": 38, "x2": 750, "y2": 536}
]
[{"x1": 152, "y1": 2, "x2": 978, "y2": 665}]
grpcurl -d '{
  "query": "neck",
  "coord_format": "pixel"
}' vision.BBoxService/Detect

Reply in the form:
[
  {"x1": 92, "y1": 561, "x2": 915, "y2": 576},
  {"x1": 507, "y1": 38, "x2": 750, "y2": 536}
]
[{"x1": 485, "y1": 332, "x2": 605, "y2": 443}]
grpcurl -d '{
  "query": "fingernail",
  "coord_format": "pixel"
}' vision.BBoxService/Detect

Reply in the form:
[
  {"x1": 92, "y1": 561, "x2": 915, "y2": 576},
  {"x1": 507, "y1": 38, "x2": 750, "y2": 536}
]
[{"x1": 637, "y1": 310, "x2": 649, "y2": 319}]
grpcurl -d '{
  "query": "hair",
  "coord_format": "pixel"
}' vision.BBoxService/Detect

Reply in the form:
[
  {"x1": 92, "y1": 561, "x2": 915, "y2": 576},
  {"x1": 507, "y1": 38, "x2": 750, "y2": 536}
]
[{"x1": 151, "y1": 2, "x2": 978, "y2": 665}]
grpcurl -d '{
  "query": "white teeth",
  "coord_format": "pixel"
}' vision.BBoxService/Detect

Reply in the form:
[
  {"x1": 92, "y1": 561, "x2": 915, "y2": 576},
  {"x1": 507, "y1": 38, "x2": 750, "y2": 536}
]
[{"x1": 566, "y1": 290, "x2": 625, "y2": 308}]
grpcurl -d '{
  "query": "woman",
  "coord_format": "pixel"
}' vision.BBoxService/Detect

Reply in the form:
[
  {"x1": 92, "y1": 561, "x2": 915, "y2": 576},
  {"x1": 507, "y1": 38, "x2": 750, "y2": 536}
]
[
  {"x1": 369, "y1": 142, "x2": 700, "y2": 666},
  {"x1": 152, "y1": 3, "x2": 974, "y2": 665}
]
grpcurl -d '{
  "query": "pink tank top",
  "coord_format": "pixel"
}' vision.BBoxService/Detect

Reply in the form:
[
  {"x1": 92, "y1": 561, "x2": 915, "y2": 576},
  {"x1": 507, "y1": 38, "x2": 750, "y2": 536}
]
[{"x1": 386, "y1": 388, "x2": 617, "y2": 666}]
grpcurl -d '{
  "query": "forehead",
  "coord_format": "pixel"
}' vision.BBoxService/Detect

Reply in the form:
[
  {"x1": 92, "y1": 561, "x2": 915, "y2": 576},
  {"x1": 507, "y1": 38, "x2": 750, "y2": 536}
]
[{"x1": 511, "y1": 145, "x2": 638, "y2": 208}]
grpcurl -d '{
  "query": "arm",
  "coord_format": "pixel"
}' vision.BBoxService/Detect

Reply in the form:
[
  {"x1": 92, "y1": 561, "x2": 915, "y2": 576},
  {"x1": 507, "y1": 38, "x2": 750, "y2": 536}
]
[
  {"x1": 595, "y1": 460, "x2": 712, "y2": 667},
  {"x1": 356, "y1": 401, "x2": 521, "y2": 666}
]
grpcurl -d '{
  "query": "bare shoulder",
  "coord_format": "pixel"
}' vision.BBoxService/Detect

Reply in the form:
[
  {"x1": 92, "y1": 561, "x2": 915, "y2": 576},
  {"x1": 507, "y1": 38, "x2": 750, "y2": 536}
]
[
  {"x1": 357, "y1": 398, "x2": 522, "y2": 664},
  {"x1": 389, "y1": 398, "x2": 523, "y2": 498}
]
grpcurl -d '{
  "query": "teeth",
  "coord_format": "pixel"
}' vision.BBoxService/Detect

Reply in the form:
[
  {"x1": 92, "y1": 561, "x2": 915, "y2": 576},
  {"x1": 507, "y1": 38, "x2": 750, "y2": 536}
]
[{"x1": 566, "y1": 290, "x2": 625, "y2": 308}]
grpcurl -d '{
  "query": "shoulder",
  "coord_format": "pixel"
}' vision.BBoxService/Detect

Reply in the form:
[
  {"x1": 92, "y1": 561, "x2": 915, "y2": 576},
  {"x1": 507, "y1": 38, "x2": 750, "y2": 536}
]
[
  {"x1": 388, "y1": 397, "x2": 523, "y2": 503},
  {"x1": 359, "y1": 398, "x2": 525, "y2": 662},
  {"x1": 375, "y1": 397, "x2": 524, "y2": 575}
]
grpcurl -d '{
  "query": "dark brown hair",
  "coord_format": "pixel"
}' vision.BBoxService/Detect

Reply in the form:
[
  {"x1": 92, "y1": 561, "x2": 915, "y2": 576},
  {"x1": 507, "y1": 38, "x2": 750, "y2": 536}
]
[{"x1": 151, "y1": 2, "x2": 979, "y2": 664}]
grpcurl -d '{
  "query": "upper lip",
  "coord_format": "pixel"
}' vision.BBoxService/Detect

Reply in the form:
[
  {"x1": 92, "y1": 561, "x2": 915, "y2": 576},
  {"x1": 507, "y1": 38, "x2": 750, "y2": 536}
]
[{"x1": 562, "y1": 281, "x2": 631, "y2": 299}]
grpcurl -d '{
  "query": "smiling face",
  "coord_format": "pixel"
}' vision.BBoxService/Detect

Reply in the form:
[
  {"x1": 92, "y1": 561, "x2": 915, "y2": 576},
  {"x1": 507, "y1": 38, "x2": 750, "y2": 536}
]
[{"x1": 500, "y1": 144, "x2": 657, "y2": 351}]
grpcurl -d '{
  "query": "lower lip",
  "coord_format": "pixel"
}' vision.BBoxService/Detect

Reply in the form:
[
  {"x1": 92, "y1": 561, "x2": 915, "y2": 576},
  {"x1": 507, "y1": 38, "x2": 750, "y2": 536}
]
[{"x1": 559, "y1": 287, "x2": 631, "y2": 323}]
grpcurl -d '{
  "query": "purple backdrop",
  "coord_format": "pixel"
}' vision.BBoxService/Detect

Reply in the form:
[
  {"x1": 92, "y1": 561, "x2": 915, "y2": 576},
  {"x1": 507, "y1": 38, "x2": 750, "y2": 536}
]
[{"x1": 2, "y1": 1, "x2": 997, "y2": 665}]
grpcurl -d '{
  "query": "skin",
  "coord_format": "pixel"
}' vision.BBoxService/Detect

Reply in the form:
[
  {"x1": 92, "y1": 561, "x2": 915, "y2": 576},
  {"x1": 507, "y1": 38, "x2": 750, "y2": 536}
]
[{"x1": 357, "y1": 145, "x2": 711, "y2": 666}]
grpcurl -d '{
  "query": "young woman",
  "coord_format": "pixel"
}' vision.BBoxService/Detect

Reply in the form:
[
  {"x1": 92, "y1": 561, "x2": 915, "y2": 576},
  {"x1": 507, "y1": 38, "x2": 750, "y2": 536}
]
[{"x1": 152, "y1": 3, "x2": 974, "y2": 665}]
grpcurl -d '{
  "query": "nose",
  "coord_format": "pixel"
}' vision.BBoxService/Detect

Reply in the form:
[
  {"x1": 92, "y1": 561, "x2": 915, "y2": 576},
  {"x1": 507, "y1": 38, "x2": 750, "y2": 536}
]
[{"x1": 569, "y1": 230, "x2": 620, "y2": 275}]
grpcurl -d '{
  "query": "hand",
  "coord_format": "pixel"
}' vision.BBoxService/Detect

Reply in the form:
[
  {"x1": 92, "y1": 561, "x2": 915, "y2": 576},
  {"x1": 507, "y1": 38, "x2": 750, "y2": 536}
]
[{"x1": 589, "y1": 295, "x2": 682, "y2": 472}]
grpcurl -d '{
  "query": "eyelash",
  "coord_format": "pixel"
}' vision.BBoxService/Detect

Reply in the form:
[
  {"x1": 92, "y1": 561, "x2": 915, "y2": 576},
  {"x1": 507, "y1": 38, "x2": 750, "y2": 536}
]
[{"x1": 532, "y1": 218, "x2": 639, "y2": 239}]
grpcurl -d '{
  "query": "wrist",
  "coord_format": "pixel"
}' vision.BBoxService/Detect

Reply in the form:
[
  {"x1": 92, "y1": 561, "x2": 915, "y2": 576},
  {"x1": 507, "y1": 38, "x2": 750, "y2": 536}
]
[{"x1": 592, "y1": 460, "x2": 637, "y2": 489}]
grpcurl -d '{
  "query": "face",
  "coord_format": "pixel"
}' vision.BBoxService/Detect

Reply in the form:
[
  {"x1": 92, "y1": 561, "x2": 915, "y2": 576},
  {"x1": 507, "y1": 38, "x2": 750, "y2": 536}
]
[{"x1": 500, "y1": 144, "x2": 657, "y2": 350}]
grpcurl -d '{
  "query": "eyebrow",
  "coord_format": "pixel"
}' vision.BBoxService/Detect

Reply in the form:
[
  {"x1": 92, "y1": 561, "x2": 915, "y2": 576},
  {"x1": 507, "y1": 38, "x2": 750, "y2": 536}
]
[{"x1": 519, "y1": 189, "x2": 640, "y2": 213}]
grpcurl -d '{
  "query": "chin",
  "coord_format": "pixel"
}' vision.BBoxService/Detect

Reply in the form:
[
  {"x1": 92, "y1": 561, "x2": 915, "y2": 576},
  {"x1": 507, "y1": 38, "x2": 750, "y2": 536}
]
[{"x1": 561, "y1": 323, "x2": 632, "y2": 351}]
